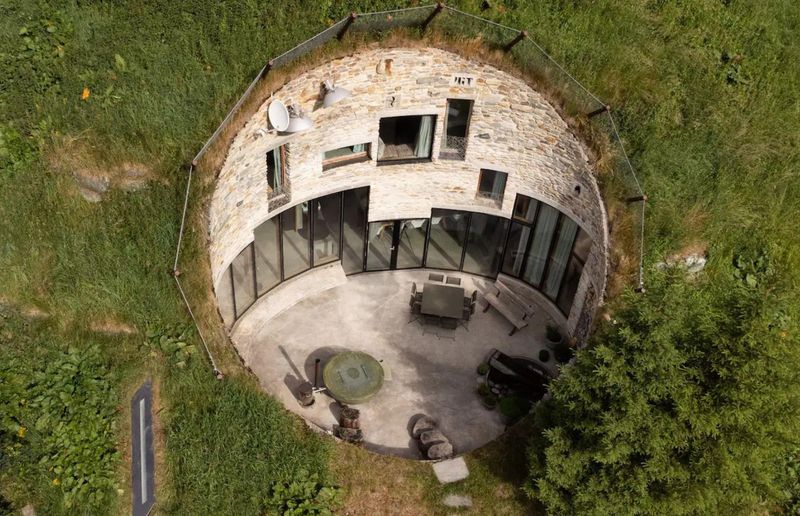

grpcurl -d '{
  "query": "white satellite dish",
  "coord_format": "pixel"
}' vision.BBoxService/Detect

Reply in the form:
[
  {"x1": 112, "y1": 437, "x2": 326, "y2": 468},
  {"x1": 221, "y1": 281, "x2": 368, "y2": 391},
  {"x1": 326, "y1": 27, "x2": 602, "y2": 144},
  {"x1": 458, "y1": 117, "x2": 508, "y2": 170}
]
[{"x1": 268, "y1": 100, "x2": 290, "y2": 132}]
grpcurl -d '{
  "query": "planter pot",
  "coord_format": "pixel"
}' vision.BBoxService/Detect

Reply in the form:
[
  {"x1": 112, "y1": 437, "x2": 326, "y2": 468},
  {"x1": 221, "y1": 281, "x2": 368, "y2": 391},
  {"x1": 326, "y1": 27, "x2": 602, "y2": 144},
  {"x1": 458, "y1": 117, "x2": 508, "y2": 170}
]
[
  {"x1": 545, "y1": 334, "x2": 563, "y2": 350},
  {"x1": 482, "y1": 397, "x2": 498, "y2": 410}
]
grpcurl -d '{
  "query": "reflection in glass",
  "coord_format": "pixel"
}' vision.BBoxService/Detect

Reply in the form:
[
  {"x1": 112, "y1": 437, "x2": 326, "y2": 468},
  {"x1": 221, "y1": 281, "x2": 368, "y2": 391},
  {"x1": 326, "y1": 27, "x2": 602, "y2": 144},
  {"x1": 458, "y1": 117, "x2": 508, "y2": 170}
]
[
  {"x1": 231, "y1": 244, "x2": 256, "y2": 318},
  {"x1": 426, "y1": 210, "x2": 468, "y2": 270},
  {"x1": 342, "y1": 188, "x2": 368, "y2": 274},
  {"x1": 463, "y1": 213, "x2": 509, "y2": 277},
  {"x1": 557, "y1": 256, "x2": 583, "y2": 314},
  {"x1": 396, "y1": 219, "x2": 428, "y2": 269},
  {"x1": 544, "y1": 218, "x2": 578, "y2": 298},
  {"x1": 216, "y1": 268, "x2": 235, "y2": 325},
  {"x1": 572, "y1": 228, "x2": 592, "y2": 263},
  {"x1": 254, "y1": 217, "x2": 281, "y2": 295},
  {"x1": 281, "y1": 202, "x2": 310, "y2": 279},
  {"x1": 312, "y1": 193, "x2": 341, "y2": 266},
  {"x1": 513, "y1": 195, "x2": 538, "y2": 223},
  {"x1": 522, "y1": 204, "x2": 559, "y2": 286},
  {"x1": 501, "y1": 222, "x2": 530, "y2": 277},
  {"x1": 367, "y1": 221, "x2": 393, "y2": 271}
]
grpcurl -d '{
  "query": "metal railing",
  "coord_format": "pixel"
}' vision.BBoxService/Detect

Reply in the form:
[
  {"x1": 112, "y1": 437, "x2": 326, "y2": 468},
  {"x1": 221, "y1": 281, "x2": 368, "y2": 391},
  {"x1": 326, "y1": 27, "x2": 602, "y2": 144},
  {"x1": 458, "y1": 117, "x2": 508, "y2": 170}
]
[{"x1": 174, "y1": 3, "x2": 647, "y2": 376}]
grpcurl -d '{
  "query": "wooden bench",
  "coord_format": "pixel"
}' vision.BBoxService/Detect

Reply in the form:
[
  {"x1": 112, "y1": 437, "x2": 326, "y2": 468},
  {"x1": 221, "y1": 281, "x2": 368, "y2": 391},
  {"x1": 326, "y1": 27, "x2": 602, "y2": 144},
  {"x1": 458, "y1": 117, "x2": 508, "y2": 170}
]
[{"x1": 483, "y1": 279, "x2": 535, "y2": 335}]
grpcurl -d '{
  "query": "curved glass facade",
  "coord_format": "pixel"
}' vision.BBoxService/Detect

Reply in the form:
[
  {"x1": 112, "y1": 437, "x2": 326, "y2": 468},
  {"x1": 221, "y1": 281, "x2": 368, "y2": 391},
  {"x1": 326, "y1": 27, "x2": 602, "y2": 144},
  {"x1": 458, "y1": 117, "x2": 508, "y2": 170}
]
[{"x1": 218, "y1": 190, "x2": 591, "y2": 324}]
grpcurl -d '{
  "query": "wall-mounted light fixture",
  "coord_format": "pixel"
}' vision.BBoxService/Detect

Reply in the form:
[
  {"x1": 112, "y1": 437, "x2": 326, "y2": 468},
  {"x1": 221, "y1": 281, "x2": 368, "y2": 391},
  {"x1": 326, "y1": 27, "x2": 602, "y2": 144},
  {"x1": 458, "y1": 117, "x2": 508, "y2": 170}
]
[
  {"x1": 285, "y1": 104, "x2": 313, "y2": 133},
  {"x1": 322, "y1": 80, "x2": 350, "y2": 107}
]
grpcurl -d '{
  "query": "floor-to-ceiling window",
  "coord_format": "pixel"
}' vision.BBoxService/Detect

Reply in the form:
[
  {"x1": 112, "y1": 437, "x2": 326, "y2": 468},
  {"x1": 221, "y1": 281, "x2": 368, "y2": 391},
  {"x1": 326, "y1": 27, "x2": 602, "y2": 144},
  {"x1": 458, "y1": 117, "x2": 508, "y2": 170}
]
[
  {"x1": 312, "y1": 193, "x2": 341, "y2": 266},
  {"x1": 463, "y1": 213, "x2": 509, "y2": 277},
  {"x1": 342, "y1": 187, "x2": 369, "y2": 274},
  {"x1": 254, "y1": 216, "x2": 281, "y2": 294},
  {"x1": 231, "y1": 243, "x2": 256, "y2": 318},
  {"x1": 426, "y1": 209, "x2": 468, "y2": 270},
  {"x1": 281, "y1": 202, "x2": 311, "y2": 279}
]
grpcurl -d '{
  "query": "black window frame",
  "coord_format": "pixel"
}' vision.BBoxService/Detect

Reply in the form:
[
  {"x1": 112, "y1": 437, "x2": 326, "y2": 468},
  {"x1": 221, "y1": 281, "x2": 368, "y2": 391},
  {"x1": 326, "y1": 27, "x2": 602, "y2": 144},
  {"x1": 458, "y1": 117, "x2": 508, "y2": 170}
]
[
  {"x1": 440, "y1": 98, "x2": 473, "y2": 160},
  {"x1": 477, "y1": 169, "x2": 508, "y2": 205},
  {"x1": 376, "y1": 114, "x2": 437, "y2": 165},
  {"x1": 266, "y1": 144, "x2": 288, "y2": 194}
]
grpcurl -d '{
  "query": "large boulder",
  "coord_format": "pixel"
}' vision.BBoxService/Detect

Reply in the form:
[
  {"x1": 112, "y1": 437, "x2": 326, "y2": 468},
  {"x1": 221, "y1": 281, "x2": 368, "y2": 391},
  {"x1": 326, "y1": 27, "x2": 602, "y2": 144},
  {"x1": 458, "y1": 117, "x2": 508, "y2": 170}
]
[
  {"x1": 419, "y1": 429, "x2": 448, "y2": 450},
  {"x1": 411, "y1": 415, "x2": 437, "y2": 438},
  {"x1": 427, "y1": 441, "x2": 454, "y2": 460}
]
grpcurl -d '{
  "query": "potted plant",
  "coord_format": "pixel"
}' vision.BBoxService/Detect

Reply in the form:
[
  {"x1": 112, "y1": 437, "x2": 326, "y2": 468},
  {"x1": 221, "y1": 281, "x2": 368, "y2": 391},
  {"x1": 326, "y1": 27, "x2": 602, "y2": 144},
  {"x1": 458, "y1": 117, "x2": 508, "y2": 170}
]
[
  {"x1": 545, "y1": 324, "x2": 563, "y2": 350},
  {"x1": 554, "y1": 341, "x2": 573, "y2": 364},
  {"x1": 538, "y1": 349, "x2": 550, "y2": 363},
  {"x1": 482, "y1": 394, "x2": 498, "y2": 410},
  {"x1": 476, "y1": 382, "x2": 491, "y2": 397},
  {"x1": 499, "y1": 396, "x2": 531, "y2": 425},
  {"x1": 476, "y1": 362, "x2": 489, "y2": 375}
]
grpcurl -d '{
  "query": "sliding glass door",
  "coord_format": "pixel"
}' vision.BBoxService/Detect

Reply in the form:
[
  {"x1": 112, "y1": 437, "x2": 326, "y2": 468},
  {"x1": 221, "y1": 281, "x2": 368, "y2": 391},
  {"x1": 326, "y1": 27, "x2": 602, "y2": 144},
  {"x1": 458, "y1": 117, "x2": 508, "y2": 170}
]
[{"x1": 366, "y1": 219, "x2": 429, "y2": 271}]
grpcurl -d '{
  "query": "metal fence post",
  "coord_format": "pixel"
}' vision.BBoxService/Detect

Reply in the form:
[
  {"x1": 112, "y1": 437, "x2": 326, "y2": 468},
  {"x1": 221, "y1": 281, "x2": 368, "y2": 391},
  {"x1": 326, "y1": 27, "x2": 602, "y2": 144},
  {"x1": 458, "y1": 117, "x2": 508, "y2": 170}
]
[
  {"x1": 338, "y1": 12, "x2": 357, "y2": 40},
  {"x1": 503, "y1": 30, "x2": 527, "y2": 52},
  {"x1": 587, "y1": 104, "x2": 611, "y2": 118},
  {"x1": 421, "y1": 3, "x2": 445, "y2": 31}
]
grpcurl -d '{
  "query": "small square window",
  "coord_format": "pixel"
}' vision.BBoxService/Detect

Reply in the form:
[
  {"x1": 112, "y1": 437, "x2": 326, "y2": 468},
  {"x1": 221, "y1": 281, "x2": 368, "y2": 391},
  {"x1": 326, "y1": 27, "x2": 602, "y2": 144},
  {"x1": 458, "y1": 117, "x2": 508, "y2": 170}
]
[
  {"x1": 512, "y1": 194, "x2": 538, "y2": 223},
  {"x1": 477, "y1": 169, "x2": 507, "y2": 204},
  {"x1": 322, "y1": 143, "x2": 371, "y2": 170}
]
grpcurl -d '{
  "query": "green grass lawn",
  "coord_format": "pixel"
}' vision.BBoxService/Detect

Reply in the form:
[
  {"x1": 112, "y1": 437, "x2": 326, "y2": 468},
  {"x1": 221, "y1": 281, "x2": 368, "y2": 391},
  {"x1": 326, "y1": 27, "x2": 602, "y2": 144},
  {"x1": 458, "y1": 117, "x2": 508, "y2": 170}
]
[{"x1": 1, "y1": 0, "x2": 798, "y2": 514}]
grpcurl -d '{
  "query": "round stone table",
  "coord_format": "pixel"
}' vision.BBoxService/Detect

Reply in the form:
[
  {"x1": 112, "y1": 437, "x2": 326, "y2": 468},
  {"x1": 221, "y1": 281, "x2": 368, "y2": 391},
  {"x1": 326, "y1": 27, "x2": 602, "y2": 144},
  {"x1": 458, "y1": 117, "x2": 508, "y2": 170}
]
[{"x1": 322, "y1": 351, "x2": 384, "y2": 405}]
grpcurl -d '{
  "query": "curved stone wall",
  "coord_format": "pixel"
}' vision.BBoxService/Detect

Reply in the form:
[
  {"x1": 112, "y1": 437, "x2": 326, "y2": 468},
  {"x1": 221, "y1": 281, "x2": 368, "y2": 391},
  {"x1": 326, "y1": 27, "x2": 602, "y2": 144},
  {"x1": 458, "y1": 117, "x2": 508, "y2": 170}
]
[{"x1": 208, "y1": 47, "x2": 608, "y2": 336}]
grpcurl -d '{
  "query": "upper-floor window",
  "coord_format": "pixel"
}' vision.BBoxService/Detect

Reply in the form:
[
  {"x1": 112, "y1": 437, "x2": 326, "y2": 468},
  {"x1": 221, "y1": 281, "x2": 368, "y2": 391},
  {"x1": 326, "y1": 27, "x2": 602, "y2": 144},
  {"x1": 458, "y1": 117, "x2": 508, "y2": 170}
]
[
  {"x1": 440, "y1": 99, "x2": 472, "y2": 160},
  {"x1": 322, "y1": 143, "x2": 371, "y2": 171},
  {"x1": 266, "y1": 145, "x2": 287, "y2": 194},
  {"x1": 477, "y1": 169, "x2": 507, "y2": 204},
  {"x1": 377, "y1": 115, "x2": 435, "y2": 163}
]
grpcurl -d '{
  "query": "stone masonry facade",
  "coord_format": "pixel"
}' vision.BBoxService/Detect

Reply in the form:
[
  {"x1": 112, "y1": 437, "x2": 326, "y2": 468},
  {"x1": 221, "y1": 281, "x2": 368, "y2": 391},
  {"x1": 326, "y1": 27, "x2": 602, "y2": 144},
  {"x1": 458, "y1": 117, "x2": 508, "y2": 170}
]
[{"x1": 208, "y1": 47, "x2": 609, "y2": 336}]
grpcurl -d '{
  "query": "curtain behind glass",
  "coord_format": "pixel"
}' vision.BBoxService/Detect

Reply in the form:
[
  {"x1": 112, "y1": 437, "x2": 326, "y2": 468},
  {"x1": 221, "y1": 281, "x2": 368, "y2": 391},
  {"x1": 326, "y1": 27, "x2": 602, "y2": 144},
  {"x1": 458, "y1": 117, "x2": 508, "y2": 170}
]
[
  {"x1": 414, "y1": 115, "x2": 434, "y2": 158},
  {"x1": 272, "y1": 147, "x2": 283, "y2": 188},
  {"x1": 522, "y1": 204, "x2": 559, "y2": 286},
  {"x1": 544, "y1": 218, "x2": 578, "y2": 298},
  {"x1": 352, "y1": 143, "x2": 365, "y2": 153}
]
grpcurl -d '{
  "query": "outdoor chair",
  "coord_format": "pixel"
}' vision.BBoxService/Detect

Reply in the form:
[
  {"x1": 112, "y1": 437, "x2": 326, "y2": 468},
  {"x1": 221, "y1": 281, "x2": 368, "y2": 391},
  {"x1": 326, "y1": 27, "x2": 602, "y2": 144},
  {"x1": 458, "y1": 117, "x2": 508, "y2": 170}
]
[
  {"x1": 441, "y1": 317, "x2": 458, "y2": 330},
  {"x1": 428, "y1": 273, "x2": 444, "y2": 282},
  {"x1": 462, "y1": 307, "x2": 471, "y2": 321},
  {"x1": 445, "y1": 276, "x2": 461, "y2": 286},
  {"x1": 412, "y1": 281, "x2": 422, "y2": 302},
  {"x1": 424, "y1": 314, "x2": 440, "y2": 326}
]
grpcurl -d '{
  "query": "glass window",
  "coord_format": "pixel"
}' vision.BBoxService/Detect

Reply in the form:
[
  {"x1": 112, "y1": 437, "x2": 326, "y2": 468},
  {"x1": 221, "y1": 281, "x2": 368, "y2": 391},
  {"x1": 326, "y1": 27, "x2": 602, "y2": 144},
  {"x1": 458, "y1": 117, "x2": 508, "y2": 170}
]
[
  {"x1": 543, "y1": 217, "x2": 579, "y2": 299},
  {"x1": 254, "y1": 217, "x2": 281, "y2": 295},
  {"x1": 312, "y1": 193, "x2": 341, "y2": 266},
  {"x1": 280, "y1": 202, "x2": 310, "y2": 279},
  {"x1": 231, "y1": 243, "x2": 256, "y2": 318},
  {"x1": 377, "y1": 115, "x2": 435, "y2": 162},
  {"x1": 426, "y1": 209, "x2": 468, "y2": 270},
  {"x1": 216, "y1": 268, "x2": 235, "y2": 325},
  {"x1": 572, "y1": 228, "x2": 592, "y2": 264},
  {"x1": 367, "y1": 221, "x2": 393, "y2": 271},
  {"x1": 522, "y1": 204, "x2": 559, "y2": 287},
  {"x1": 501, "y1": 222, "x2": 531, "y2": 277},
  {"x1": 322, "y1": 143, "x2": 370, "y2": 170},
  {"x1": 557, "y1": 256, "x2": 583, "y2": 314},
  {"x1": 513, "y1": 195, "x2": 538, "y2": 223},
  {"x1": 463, "y1": 213, "x2": 509, "y2": 277},
  {"x1": 440, "y1": 99, "x2": 472, "y2": 160},
  {"x1": 477, "y1": 169, "x2": 507, "y2": 204},
  {"x1": 342, "y1": 187, "x2": 368, "y2": 274},
  {"x1": 266, "y1": 145, "x2": 286, "y2": 192},
  {"x1": 396, "y1": 219, "x2": 428, "y2": 269}
]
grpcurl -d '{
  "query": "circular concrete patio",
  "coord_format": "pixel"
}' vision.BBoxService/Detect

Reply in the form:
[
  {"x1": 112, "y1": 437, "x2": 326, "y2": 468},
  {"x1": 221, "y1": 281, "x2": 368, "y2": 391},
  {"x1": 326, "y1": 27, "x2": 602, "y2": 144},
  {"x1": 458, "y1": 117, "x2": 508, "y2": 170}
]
[{"x1": 231, "y1": 267, "x2": 560, "y2": 459}]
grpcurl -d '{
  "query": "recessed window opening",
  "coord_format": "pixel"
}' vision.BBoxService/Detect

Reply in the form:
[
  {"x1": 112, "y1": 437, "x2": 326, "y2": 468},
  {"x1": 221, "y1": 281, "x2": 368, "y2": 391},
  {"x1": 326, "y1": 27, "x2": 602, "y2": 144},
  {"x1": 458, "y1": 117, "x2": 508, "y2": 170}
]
[
  {"x1": 266, "y1": 145, "x2": 287, "y2": 194},
  {"x1": 377, "y1": 115, "x2": 435, "y2": 163},
  {"x1": 440, "y1": 99, "x2": 473, "y2": 160},
  {"x1": 322, "y1": 143, "x2": 371, "y2": 170},
  {"x1": 477, "y1": 169, "x2": 507, "y2": 204}
]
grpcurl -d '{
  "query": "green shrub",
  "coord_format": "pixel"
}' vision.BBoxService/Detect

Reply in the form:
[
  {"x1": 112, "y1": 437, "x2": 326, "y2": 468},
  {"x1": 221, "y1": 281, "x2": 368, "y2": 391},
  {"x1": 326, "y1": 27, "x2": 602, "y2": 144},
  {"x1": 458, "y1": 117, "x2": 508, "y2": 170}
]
[
  {"x1": 477, "y1": 382, "x2": 491, "y2": 397},
  {"x1": 264, "y1": 469, "x2": 342, "y2": 516},
  {"x1": 499, "y1": 396, "x2": 530, "y2": 424},
  {"x1": 545, "y1": 325, "x2": 561, "y2": 342},
  {"x1": 476, "y1": 362, "x2": 489, "y2": 375}
]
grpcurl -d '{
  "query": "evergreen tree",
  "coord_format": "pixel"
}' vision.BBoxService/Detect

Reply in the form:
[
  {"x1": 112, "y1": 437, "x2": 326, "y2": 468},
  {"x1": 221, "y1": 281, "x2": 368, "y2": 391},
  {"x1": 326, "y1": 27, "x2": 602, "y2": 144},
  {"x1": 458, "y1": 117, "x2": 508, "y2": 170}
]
[{"x1": 527, "y1": 249, "x2": 800, "y2": 514}]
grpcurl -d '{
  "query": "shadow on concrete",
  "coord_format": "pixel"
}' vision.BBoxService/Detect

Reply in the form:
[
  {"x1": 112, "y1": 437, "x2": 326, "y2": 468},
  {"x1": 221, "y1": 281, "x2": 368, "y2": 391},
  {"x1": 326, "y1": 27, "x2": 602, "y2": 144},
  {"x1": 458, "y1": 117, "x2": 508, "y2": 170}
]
[{"x1": 304, "y1": 346, "x2": 350, "y2": 388}]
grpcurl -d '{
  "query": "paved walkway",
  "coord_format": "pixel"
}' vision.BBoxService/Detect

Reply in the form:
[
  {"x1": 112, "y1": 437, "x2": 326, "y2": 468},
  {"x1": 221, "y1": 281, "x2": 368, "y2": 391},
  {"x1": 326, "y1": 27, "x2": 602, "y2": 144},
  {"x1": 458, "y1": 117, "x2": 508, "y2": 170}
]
[{"x1": 232, "y1": 268, "x2": 559, "y2": 459}]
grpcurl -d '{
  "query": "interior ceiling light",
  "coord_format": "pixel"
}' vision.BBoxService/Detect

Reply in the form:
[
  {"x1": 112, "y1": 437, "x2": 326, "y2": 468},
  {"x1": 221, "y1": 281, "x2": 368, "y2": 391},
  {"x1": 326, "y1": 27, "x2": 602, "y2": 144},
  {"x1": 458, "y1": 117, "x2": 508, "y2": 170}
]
[
  {"x1": 322, "y1": 80, "x2": 350, "y2": 107},
  {"x1": 285, "y1": 104, "x2": 313, "y2": 133}
]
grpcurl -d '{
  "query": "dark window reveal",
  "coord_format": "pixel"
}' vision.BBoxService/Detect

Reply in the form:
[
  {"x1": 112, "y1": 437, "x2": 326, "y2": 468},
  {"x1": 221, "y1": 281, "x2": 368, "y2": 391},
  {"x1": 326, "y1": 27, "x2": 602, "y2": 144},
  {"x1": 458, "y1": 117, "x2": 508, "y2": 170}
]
[
  {"x1": 440, "y1": 99, "x2": 473, "y2": 160},
  {"x1": 377, "y1": 115, "x2": 435, "y2": 162},
  {"x1": 322, "y1": 143, "x2": 370, "y2": 170},
  {"x1": 477, "y1": 169, "x2": 508, "y2": 204},
  {"x1": 266, "y1": 145, "x2": 287, "y2": 193}
]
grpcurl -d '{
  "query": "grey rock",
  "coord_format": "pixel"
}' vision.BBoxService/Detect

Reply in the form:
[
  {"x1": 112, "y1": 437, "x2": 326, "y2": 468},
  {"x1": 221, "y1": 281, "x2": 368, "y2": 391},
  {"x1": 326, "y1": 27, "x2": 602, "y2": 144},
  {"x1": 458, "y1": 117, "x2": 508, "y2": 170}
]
[
  {"x1": 420, "y1": 429, "x2": 448, "y2": 450},
  {"x1": 432, "y1": 457, "x2": 470, "y2": 483},
  {"x1": 412, "y1": 415, "x2": 437, "y2": 438},
  {"x1": 427, "y1": 441, "x2": 454, "y2": 460},
  {"x1": 78, "y1": 186, "x2": 103, "y2": 203}
]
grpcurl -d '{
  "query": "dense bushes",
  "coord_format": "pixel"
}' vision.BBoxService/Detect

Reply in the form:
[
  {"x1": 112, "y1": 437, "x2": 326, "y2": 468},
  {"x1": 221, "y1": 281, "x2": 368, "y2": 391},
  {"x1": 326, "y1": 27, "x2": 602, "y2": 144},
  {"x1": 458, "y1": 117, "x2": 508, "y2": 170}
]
[
  {"x1": 527, "y1": 252, "x2": 800, "y2": 514},
  {"x1": 0, "y1": 327, "x2": 119, "y2": 512}
]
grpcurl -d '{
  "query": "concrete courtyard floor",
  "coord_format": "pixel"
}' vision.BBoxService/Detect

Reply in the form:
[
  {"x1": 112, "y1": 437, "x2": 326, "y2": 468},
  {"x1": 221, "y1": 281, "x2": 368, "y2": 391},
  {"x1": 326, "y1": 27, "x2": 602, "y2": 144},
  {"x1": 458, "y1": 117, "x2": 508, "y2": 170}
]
[{"x1": 232, "y1": 268, "x2": 560, "y2": 459}]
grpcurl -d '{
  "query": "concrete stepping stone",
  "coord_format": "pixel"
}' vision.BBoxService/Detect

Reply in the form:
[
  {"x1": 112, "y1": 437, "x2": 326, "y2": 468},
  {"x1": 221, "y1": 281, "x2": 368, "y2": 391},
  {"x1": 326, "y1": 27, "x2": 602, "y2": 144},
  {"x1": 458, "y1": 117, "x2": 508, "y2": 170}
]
[
  {"x1": 443, "y1": 494, "x2": 473, "y2": 508},
  {"x1": 432, "y1": 456, "x2": 469, "y2": 483}
]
